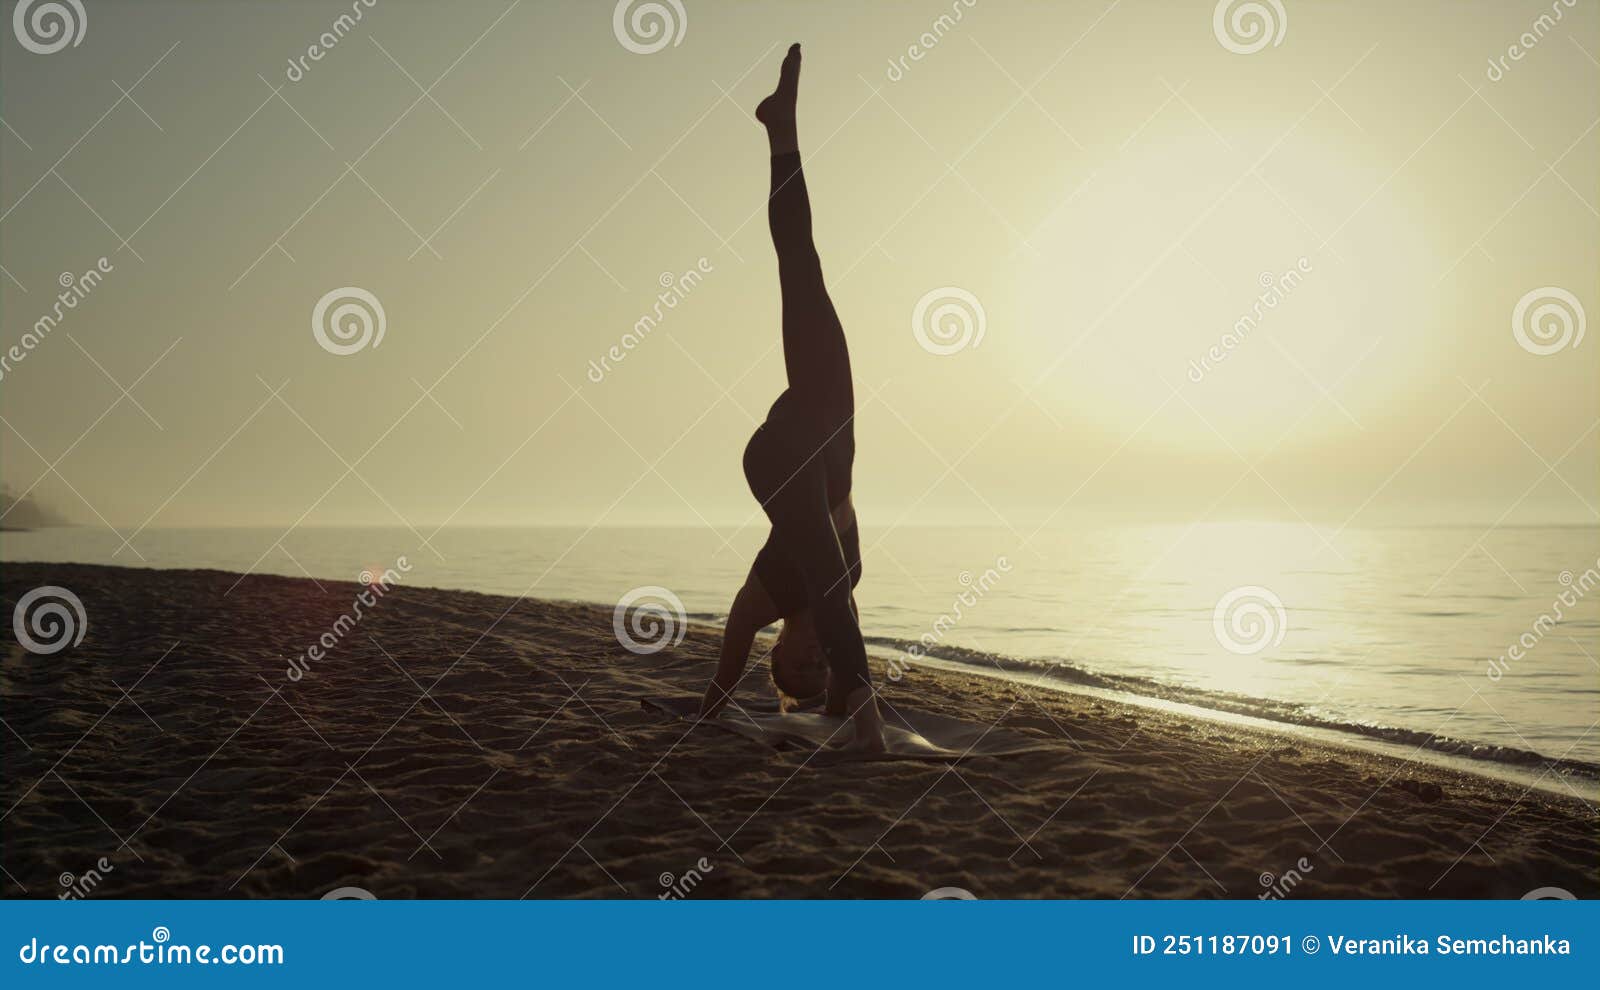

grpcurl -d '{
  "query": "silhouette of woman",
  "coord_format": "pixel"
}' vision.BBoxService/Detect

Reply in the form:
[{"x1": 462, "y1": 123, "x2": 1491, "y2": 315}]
[{"x1": 697, "y1": 44, "x2": 886, "y2": 753}]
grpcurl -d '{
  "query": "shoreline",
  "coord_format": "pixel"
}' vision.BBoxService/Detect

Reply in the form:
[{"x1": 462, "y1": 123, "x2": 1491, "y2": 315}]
[
  {"x1": 2, "y1": 562, "x2": 1595, "y2": 898},
  {"x1": 7, "y1": 546, "x2": 1591, "y2": 788}
]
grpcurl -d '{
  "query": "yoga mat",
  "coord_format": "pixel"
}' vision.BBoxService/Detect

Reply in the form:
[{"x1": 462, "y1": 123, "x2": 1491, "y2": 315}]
[{"x1": 642, "y1": 696, "x2": 1058, "y2": 764}]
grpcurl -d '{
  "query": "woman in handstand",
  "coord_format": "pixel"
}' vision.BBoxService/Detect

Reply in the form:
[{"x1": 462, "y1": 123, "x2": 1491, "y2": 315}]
[{"x1": 697, "y1": 44, "x2": 886, "y2": 753}]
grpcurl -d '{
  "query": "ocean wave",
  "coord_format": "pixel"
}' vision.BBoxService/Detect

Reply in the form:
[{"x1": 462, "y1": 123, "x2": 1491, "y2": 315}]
[{"x1": 864, "y1": 635, "x2": 1600, "y2": 778}]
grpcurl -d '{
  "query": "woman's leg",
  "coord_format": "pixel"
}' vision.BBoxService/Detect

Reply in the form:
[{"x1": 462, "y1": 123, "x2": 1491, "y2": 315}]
[{"x1": 758, "y1": 45, "x2": 854, "y2": 425}]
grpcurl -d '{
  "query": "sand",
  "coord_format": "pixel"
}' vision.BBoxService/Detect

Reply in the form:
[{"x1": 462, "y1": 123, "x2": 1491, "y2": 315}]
[{"x1": 2, "y1": 562, "x2": 1595, "y2": 899}]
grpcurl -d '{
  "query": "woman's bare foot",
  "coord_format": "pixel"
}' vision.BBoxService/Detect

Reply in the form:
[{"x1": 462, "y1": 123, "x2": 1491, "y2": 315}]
[
  {"x1": 840, "y1": 683, "x2": 887, "y2": 754},
  {"x1": 756, "y1": 43, "x2": 801, "y2": 155}
]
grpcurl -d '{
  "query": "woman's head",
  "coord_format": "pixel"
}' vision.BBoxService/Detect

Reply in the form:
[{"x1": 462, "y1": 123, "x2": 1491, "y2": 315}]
[{"x1": 770, "y1": 613, "x2": 828, "y2": 710}]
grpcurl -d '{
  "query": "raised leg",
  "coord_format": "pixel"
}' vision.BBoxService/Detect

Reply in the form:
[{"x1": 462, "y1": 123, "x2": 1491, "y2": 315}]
[{"x1": 758, "y1": 45, "x2": 853, "y2": 424}]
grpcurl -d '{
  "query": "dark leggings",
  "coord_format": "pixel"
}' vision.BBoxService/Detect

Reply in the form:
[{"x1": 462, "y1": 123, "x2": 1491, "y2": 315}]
[{"x1": 745, "y1": 151, "x2": 870, "y2": 694}]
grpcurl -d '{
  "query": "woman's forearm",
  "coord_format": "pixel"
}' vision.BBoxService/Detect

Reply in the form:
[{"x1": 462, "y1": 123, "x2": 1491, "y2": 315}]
[{"x1": 699, "y1": 620, "x2": 755, "y2": 719}]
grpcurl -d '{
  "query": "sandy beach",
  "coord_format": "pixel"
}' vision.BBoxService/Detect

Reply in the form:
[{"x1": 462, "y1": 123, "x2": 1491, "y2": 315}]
[{"x1": 2, "y1": 562, "x2": 1594, "y2": 900}]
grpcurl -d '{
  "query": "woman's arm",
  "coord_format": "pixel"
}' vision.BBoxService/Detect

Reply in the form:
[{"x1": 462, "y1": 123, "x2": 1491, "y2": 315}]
[
  {"x1": 822, "y1": 593, "x2": 861, "y2": 717},
  {"x1": 697, "y1": 573, "x2": 778, "y2": 719}
]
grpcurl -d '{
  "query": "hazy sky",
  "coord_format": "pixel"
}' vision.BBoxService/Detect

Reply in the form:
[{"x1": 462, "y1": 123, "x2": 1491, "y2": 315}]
[{"x1": 2, "y1": 0, "x2": 1595, "y2": 538}]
